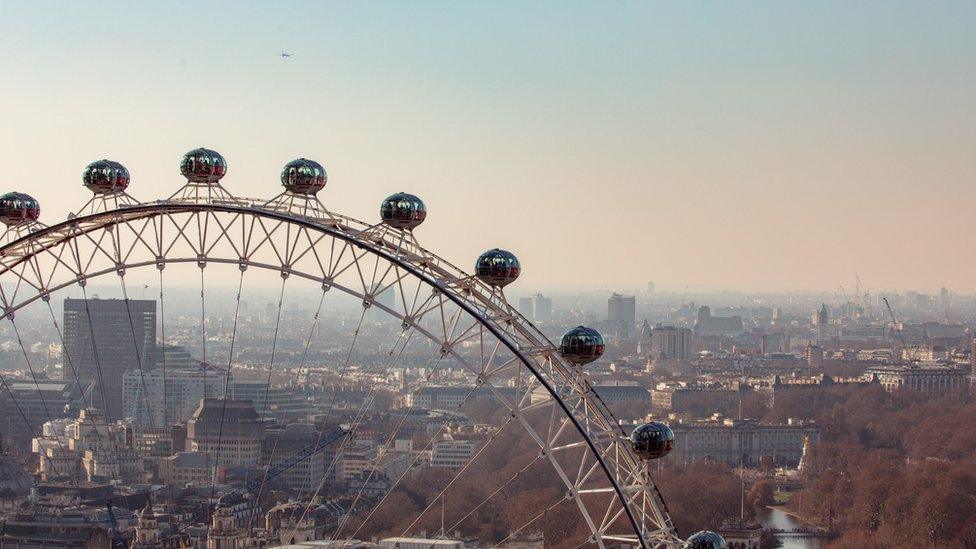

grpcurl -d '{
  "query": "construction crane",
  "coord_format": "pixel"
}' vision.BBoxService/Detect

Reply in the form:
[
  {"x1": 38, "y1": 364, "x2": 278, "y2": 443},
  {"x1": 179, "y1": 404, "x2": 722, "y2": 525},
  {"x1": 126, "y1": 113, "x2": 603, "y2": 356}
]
[
  {"x1": 882, "y1": 297, "x2": 916, "y2": 364},
  {"x1": 105, "y1": 501, "x2": 127, "y2": 549},
  {"x1": 835, "y1": 285, "x2": 848, "y2": 303},
  {"x1": 854, "y1": 273, "x2": 870, "y2": 311}
]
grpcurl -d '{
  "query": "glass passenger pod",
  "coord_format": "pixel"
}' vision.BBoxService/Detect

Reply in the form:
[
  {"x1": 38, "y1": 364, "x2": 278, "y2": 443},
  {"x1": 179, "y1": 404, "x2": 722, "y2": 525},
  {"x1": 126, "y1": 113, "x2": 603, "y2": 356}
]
[
  {"x1": 474, "y1": 248, "x2": 520, "y2": 287},
  {"x1": 683, "y1": 531, "x2": 727, "y2": 549},
  {"x1": 380, "y1": 192, "x2": 427, "y2": 230},
  {"x1": 630, "y1": 421, "x2": 674, "y2": 460},
  {"x1": 281, "y1": 158, "x2": 327, "y2": 195},
  {"x1": 559, "y1": 326, "x2": 605, "y2": 365},
  {"x1": 82, "y1": 160, "x2": 130, "y2": 194},
  {"x1": 0, "y1": 192, "x2": 40, "y2": 226},
  {"x1": 180, "y1": 148, "x2": 227, "y2": 184}
]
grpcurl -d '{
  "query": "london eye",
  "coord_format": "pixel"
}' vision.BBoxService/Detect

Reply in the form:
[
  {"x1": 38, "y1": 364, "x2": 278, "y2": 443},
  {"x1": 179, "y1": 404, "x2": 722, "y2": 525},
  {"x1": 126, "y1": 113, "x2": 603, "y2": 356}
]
[{"x1": 0, "y1": 149, "x2": 726, "y2": 548}]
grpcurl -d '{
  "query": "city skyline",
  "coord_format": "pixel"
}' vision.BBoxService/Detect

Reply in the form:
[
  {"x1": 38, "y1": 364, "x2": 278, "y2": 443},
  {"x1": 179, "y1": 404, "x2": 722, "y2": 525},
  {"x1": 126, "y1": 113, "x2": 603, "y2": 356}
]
[
  {"x1": 1, "y1": 4, "x2": 974, "y2": 547},
  {"x1": 2, "y1": 2, "x2": 974, "y2": 291}
]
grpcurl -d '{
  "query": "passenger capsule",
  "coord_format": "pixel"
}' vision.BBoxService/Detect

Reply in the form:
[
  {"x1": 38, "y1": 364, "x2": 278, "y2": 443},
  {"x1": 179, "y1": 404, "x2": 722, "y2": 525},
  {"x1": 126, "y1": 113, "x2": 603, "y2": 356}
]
[
  {"x1": 475, "y1": 248, "x2": 520, "y2": 287},
  {"x1": 180, "y1": 148, "x2": 227, "y2": 184},
  {"x1": 683, "y1": 531, "x2": 727, "y2": 549},
  {"x1": 83, "y1": 160, "x2": 130, "y2": 194},
  {"x1": 630, "y1": 421, "x2": 674, "y2": 460},
  {"x1": 380, "y1": 192, "x2": 427, "y2": 230},
  {"x1": 559, "y1": 326, "x2": 605, "y2": 365},
  {"x1": 0, "y1": 192, "x2": 40, "y2": 226},
  {"x1": 281, "y1": 158, "x2": 326, "y2": 194}
]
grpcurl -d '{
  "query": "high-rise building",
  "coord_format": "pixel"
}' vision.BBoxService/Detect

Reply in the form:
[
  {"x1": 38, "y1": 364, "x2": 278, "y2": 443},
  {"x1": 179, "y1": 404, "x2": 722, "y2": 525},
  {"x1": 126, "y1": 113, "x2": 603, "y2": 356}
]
[
  {"x1": 649, "y1": 325, "x2": 692, "y2": 360},
  {"x1": 531, "y1": 294, "x2": 552, "y2": 322},
  {"x1": 517, "y1": 294, "x2": 552, "y2": 323},
  {"x1": 186, "y1": 398, "x2": 265, "y2": 466},
  {"x1": 63, "y1": 298, "x2": 157, "y2": 421},
  {"x1": 368, "y1": 284, "x2": 397, "y2": 324},
  {"x1": 805, "y1": 345, "x2": 824, "y2": 370},
  {"x1": 262, "y1": 424, "x2": 324, "y2": 492},
  {"x1": 267, "y1": 387, "x2": 310, "y2": 422},
  {"x1": 229, "y1": 379, "x2": 268, "y2": 410},
  {"x1": 694, "y1": 305, "x2": 744, "y2": 337},
  {"x1": 3, "y1": 379, "x2": 82, "y2": 450},
  {"x1": 815, "y1": 304, "x2": 828, "y2": 326},
  {"x1": 155, "y1": 344, "x2": 195, "y2": 370},
  {"x1": 607, "y1": 293, "x2": 636, "y2": 339},
  {"x1": 123, "y1": 362, "x2": 227, "y2": 426},
  {"x1": 229, "y1": 380, "x2": 307, "y2": 420},
  {"x1": 646, "y1": 281, "x2": 655, "y2": 294}
]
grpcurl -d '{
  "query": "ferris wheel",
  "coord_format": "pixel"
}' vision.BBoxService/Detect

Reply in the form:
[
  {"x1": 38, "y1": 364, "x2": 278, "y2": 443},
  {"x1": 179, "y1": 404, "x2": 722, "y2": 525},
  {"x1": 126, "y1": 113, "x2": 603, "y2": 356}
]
[{"x1": 0, "y1": 149, "x2": 727, "y2": 549}]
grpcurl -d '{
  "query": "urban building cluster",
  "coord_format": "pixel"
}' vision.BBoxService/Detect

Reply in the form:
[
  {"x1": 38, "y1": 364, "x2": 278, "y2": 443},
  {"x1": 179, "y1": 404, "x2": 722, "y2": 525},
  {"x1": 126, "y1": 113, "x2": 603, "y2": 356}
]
[
  {"x1": 0, "y1": 297, "x2": 540, "y2": 547},
  {"x1": 0, "y1": 280, "x2": 972, "y2": 547}
]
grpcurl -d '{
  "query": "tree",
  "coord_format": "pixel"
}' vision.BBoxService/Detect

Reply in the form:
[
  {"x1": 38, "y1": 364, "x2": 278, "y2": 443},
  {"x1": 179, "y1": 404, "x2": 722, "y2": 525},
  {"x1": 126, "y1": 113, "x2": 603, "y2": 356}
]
[
  {"x1": 746, "y1": 479, "x2": 775, "y2": 510},
  {"x1": 785, "y1": 385, "x2": 976, "y2": 547}
]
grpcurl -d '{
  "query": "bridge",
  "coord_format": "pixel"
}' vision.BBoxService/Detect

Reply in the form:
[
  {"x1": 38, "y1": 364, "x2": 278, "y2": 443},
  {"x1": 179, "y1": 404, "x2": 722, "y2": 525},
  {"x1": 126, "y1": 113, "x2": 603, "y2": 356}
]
[{"x1": 768, "y1": 526, "x2": 836, "y2": 539}]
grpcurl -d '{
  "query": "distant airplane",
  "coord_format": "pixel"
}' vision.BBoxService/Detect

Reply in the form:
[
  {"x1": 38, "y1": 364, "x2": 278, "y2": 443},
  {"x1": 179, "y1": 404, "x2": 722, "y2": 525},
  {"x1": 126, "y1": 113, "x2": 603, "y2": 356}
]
[{"x1": 277, "y1": 51, "x2": 293, "y2": 58}]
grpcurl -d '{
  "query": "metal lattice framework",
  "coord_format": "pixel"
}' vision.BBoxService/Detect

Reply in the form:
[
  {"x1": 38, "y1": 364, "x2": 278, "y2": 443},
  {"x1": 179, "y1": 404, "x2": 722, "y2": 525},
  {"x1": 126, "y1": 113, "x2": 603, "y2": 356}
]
[{"x1": 0, "y1": 168, "x2": 682, "y2": 548}]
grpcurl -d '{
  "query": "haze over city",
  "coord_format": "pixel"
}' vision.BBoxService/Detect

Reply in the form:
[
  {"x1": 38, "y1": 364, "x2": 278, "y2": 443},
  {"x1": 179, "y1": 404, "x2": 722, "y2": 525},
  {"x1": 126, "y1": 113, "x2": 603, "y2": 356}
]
[
  {"x1": 3, "y1": 1, "x2": 974, "y2": 291},
  {"x1": 1, "y1": 3, "x2": 975, "y2": 549}
]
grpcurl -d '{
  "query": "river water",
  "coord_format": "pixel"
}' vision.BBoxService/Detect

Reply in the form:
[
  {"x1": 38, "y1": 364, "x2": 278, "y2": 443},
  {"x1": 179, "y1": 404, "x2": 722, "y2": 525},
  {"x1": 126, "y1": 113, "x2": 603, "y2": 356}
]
[{"x1": 755, "y1": 507, "x2": 823, "y2": 549}]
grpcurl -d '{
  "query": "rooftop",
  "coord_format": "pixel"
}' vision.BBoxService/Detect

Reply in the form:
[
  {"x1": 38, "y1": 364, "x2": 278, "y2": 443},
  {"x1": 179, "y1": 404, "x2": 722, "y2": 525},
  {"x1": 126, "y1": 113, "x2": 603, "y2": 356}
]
[{"x1": 190, "y1": 398, "x2": 261, "y2": 422}]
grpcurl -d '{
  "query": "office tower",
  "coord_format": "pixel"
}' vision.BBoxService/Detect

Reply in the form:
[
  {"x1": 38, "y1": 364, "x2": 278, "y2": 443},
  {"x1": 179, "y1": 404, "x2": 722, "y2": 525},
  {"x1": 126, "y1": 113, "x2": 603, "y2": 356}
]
[
  {"x1": 649, "y1": 325, "x2": 692, "y2": 360},
  {"x1": 156, "y1": 345, "x2": 195, "y2": 370},
  {"x1": 63, "y1": 298, "x2": 156, "y2": 421},
  {"x1": 227, "y1": 379, "x2": 306, "y2": 420},
  {"x1": 368, "y1": 283, "x2": 397, "y2": 324},
  {"x1": 806, "y1": 345, "x2": 825, "y2": 370},
  {"x1": 607, "y1": 293, "x2": 636, "y2": 339},
  {"x1": 518, "y1": 294, "x2": 551, "y2": 323},
  {"x1": 123, "y1": 363, "x2": 227, "y2": 426},
  {"x1": 694, "y1": 305, "x2": 744, "y2": 337},
  {"x1": 263, "y1": 424, "x2": 325, "y2": 492},
  {"x1": 3, "y1": 379, "x2": 82, "y2": 450},
  {"x1": 186, "y1": 398, "x2": 265, "y2": 466},
  {"x1": 647, "y1": 281, "x2": 655, "y2": 294},
  {"x1": 230, "y1": 380, "x2": 268, "y2": 407},
  {"x1": 531, "y1": 294, "x2": 552, "y2": 322},
  {"x1": 697, "y1": 305, "x2": 711, "y2": 326},
  {"x1": 815, "y1": 304, "x2": 828, "y2": 326}
]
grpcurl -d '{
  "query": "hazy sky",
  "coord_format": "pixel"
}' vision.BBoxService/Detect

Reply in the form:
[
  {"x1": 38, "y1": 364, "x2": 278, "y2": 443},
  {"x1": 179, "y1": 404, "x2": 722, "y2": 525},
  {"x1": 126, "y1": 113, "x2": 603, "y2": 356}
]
[{"x1": 1, "y1": 1, "x2": 974, "y2": 293}]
